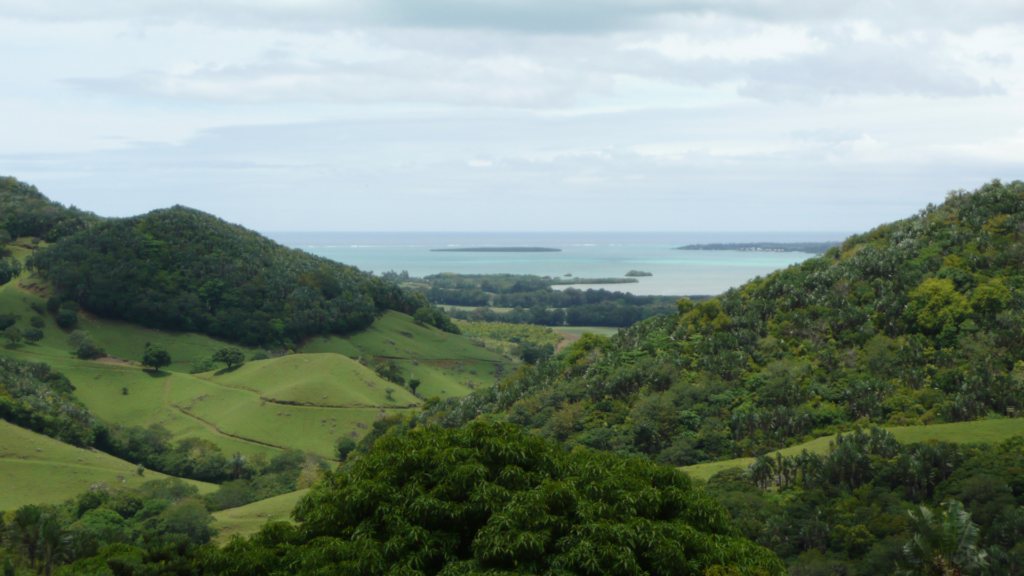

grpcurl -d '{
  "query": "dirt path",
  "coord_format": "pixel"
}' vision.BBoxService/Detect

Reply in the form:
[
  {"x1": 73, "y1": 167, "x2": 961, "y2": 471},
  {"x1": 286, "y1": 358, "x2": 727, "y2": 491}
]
[{"x1": 553, "y1": 330, "x2": 581, "y2": 353}]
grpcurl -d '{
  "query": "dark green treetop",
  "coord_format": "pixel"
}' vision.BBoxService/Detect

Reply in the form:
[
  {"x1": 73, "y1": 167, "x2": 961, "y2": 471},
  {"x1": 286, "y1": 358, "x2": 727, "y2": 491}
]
[{"x1": 197, "y1": 421, "x2": 783, "y2": 576}]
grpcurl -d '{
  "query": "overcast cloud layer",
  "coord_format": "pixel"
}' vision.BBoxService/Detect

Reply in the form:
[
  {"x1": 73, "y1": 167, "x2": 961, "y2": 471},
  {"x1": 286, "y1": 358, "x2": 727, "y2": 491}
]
[{"x1": 1, "y1": 0, "x2": 1022, "y2": 232}]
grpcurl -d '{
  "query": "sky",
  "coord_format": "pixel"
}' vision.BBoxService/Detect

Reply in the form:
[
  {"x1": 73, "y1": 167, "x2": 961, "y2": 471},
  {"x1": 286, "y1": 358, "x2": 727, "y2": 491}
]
[{"x1": 1, "y1": 1, "x2": 1023, "y2": 233}]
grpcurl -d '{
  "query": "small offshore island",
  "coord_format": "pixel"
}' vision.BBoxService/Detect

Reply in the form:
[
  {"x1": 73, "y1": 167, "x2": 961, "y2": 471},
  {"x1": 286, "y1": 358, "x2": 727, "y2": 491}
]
[
  {"x1": 430, "y1": 247, "x2": 561, "y2": 252},
  {"x1": 625, "y1": 270, "x2": 653, "y2": 277},
  {"x1": 675, "y1": 241, "x2": 840, "y2": 254}
]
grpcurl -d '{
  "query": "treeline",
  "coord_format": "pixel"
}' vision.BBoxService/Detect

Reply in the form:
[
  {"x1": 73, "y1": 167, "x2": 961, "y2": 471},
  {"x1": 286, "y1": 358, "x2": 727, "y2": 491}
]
[
  {"x1": 27, "y1": 205, "x2": 434, "y2": 347},
  {"x1": 445, "y1": 301, "x2": 670, "y2": 328},
  {"x1": 708, "y1": 428, "x2": 1024, "y2": 574},
  {"x1": 421, "y1": 180, "x2": 1024, "y2": 465}
]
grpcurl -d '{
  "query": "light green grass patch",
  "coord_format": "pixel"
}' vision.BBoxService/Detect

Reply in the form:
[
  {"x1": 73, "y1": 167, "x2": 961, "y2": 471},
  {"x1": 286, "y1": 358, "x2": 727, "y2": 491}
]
[
  {"x1": 0, "y1": 420, "x2": 216, "y2": 510},
  {"x1": 398, "y1": 359, "x2": 505, "y2": 399},
  {"x1": 195, "y1": 354, "x2": 419, "y2": 407},
  {"x1": 681, "y1": 419, "x2": 1024, "y2": 482},
  {"x1": 212, "y1": 489, "x2": 309, "y2": 542},
  {"x1": 302, "y1": 311, "x2": 505, "y2": 363}
]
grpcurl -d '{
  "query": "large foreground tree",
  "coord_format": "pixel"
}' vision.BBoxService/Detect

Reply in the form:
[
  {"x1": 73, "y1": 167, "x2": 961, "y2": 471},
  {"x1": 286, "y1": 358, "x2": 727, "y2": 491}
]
[{"x1": 197, "y1": 421, "x2": 783, "y2": 576}]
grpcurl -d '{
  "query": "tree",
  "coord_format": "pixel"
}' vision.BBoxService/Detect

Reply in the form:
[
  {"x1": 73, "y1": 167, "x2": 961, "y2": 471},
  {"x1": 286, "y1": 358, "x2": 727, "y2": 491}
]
[
  {"x1": 38, "y1": 514, "x2": 66, "y2": 576},
  {"x1": 899, "y1": 499, "x2": 989, "y2": 576},
  {"x1": 408, "y1": 378, "x2": 421, "y2": 396},
  {"x1": 23, "y1": 327, "x2": 43, "y2": 343},
  {"x1": 212, "y1": 346, "x2": 246, "y2": 369},
  {"x1": 75, "y1": 339, "x2": 105, "y2": 360},
  {"x1": 142, "y1": 343, "x2": 172, "y2": 371},
  {"x1": 55, "y1": 309, "x2": 77, "y2": 329},
  {"x1": 413, "y1": 307, "x2": 434, "y2": 327},
  {"x1": 385, "y1": 387, "x2": 394, "y2": 400},
  {"x1": 30, "y1": 315, "x2": 44, "y2": 329},
  {"x1": 335, "y1": 438, "x2": 356, "y2": 461},
  {"x1": 197, "y1": 421, "x2": 785, "y2": 576},
  {"x1": 3, "y1": 326, "x2": 21, "y2": 345}
]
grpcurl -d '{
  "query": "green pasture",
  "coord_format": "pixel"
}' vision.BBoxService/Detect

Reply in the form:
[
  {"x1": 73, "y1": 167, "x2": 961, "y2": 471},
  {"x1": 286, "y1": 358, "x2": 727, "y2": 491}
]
[
  {"x1": 0, "y1": 277, "x2": 248, "y2": 373},
  {"x1": 195, "y1": 353, "x2": 419, "y2": 407},
  {"x1": 212, "y1": 489, "x2": 310, "y2": 542},
  {"x1": 0, "y1": 420, "x2": 216, "y2": 511},
  {"x1": 397, "y1": 358, "x2": 505, "y2": 399},
  {"x1": 682, "y1": 418, "x2": 1024, "y2": 481},
  {"x1": 302, "y1": 311, "x2": 505, "y2": 363}
]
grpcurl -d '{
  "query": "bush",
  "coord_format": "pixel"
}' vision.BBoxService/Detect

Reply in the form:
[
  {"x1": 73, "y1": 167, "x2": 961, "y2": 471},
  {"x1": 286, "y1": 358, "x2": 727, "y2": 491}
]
[
  {"x1": 22, "y1": 327, "x2": 43, "y2": 343},
  {"x1": 250, "y1": 350, "x2": 270, "y2": 361},
  {"x1": 30, "y1": 315, "x2": 44, "y2": 328},
  {"x1": 189, "y1": 357, "x2": 217, "y2": 374},
  {"x1": 55, "y1": 309, "x2": 78, "y2": 328},
  {"x1": 75, "y1": 339, "x2": 105, "y2": 360}
]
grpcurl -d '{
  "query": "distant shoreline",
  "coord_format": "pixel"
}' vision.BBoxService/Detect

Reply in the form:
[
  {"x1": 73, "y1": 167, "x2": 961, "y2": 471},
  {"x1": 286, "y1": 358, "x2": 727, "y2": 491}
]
[{"x1": 430, "y1": 247, "x2": 562, "y2": 253}]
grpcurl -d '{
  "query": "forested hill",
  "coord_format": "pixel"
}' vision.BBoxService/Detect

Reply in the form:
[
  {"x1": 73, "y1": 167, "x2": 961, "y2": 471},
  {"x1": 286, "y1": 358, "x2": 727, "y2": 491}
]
[
  {"x1": 0, "y1": 176, "x2": 99, "y2": 240},
  {"x1": 28, "y1": 205, "x2": 430, "y2": 347},
  {"x1": 422, "y1": 180, "x2": 1024, "y2": 465}
]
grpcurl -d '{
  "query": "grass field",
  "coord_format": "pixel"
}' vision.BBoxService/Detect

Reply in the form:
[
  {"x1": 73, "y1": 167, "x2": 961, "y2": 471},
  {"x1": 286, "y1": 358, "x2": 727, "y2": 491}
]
[
  {"x1": 195, "y1": 354, "x2": 419, "y2": 407},
  {"x1": 0, "y1": 420, "x2": 217, "y2": 510},
  {"x1": 212, "y1": 489, "x2": 309, "y2": 542},
  {"x1": 0, "y1": 272, "x2": 510, "y2": 462},
  {"x1": 682, "y1": 418, "x2": 1024, "y2": 481},
  {"x1": 302, "y1": 311, "x2": 506, "y2": 363}
]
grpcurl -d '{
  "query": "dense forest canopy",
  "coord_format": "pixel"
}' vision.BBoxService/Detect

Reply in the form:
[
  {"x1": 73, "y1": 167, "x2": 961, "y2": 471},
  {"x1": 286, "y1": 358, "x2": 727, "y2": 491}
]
[
  {"x1": 422, "y1": 180, "x2": 1024, "y2": 466},
  {"x1": 199, "y1": 421, "x2": 785, "y2": 576},
  {"x1": 28, "y1": 205, "x2": 432, "y2": 347},
  {"x1": 0, "y1": 176, "x2": 98, "y2": 241}
]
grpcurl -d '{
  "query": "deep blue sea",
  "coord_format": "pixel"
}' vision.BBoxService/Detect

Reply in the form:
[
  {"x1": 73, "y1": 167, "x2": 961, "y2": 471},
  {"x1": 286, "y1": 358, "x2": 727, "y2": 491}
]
[{"x1": 267, "y1": 232, "x2": 849, "y2": 297}]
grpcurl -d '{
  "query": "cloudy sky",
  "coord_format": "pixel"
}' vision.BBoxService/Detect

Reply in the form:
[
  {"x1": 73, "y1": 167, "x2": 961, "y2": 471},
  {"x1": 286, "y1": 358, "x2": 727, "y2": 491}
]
[{"x1": 1, "y1": 1, "x2": 1022, "y2": 232}]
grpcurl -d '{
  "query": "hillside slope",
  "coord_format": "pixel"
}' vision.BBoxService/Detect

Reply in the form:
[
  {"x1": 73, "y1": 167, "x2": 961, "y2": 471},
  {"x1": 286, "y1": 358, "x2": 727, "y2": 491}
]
[
  {"x1": 0, "y1": 419, "x2": 216, "y2": 510},
  {"x1": 424, "y1": 180, "x2": 1024, "y2": 466}
]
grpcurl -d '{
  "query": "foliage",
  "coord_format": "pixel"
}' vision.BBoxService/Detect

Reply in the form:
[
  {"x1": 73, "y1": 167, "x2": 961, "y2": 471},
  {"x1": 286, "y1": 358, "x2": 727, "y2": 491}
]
[
  {"x1": 0, "y1": 176, "x2": 99, "y2": 241},
  {"x1": 29, "y1": 203, "x2": 437, "y2": 347},
  {"x1": 3, "y1": 326, "x2": 21, "y2": 345},
  {"x1": 898, "y1": 500, "x2": 988, "y2": 575},
  {"x1": 455, "y1": 320, "x2": 563, "y2": 349},
  {"x1": 142, "y1": 342, "x2": 173, "y2": 371},
  {"x1": 196, "y1": 421, "x2": 784, "y2": 576},
  {"x1": 424, "y1": 180, "x2": 1024, "y2": 465},
  {"x1": 212, "y1": 347, "x2": 245, "y2": 369},
  {"x1": 697, "y1": 431, "x2": 1024, "y2": 575},
  {"x1": 413, "y1": 305, "x2": 461, "y2": 334}
]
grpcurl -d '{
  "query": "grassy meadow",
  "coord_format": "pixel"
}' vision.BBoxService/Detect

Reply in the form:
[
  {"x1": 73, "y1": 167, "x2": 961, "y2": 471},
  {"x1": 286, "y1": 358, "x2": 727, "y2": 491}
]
[
  {"x1": 211, "y1": 489, "x2": 310, "y2": 542},
  {"x1": 0, "y1": 420, "x2": 217, "y2": 510}
]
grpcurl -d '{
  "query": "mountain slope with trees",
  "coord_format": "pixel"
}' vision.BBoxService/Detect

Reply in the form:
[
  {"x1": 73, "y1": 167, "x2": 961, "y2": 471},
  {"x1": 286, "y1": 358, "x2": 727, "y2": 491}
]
[
  {"x1": 0, "y1": 176, "x2": 99, "y2": 241},
  {"x1": 27, "y1": 205, "x2": 433, "y2": 347},
  {"x1": 421, "y1": 180, "x2": 1024, "y2": 466}
]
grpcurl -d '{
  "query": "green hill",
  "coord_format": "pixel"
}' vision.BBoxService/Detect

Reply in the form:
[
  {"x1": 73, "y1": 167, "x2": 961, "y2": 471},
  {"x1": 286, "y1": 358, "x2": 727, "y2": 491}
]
[
  {"x1": 27, "y1": 201, "x2": 429, "y2": 347},
  {"x1": 0, "y1": 419, "x2": 216, "y2": 510},
  {"x1": 196, "y1": 353, "x2": 419, "y2": 407},
  {"x1": 0, "y1": 176, "x2": 99, "y2": 241},
  {"x1": 423, "y1": 180, "x2": 1024, "y2": 467}
]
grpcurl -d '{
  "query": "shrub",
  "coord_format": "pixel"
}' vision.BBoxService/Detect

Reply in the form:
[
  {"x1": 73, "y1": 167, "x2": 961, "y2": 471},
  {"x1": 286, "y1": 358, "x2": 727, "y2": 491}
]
[{"x1": 55, "y1": 309, "x2": 78, "y2": 329}]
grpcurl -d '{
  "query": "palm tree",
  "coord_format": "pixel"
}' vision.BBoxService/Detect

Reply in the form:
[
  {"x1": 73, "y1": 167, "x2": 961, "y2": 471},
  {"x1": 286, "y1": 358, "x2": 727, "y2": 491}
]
[
  {"x1": 899, "y1": 499, "x2": 989, "y2": 576},
  {"x1": 230, "y1": 452, "x2": 247, "y2": 480},
  {"x1": 10, "y1": 505, "x2": 43, "y2": 569},
  {"x1": 38, "y1": 515, "x2": 67, "y2": 576}
]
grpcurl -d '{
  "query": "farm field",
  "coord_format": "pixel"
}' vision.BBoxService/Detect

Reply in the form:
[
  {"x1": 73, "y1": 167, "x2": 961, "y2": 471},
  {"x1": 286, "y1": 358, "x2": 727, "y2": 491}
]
[
  {"x1": 212, "y1": 489, "x2": 310, "y2": 542},
  {"x1": 0, "y1": 420, "x2": 217, "y2": 510},
  {"x1": 682, "y1": 418, "x2": 1024, "y2": 481}
]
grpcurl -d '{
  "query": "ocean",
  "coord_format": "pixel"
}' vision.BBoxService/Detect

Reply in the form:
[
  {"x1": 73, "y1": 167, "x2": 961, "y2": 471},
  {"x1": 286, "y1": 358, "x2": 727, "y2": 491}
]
[{"x1": 266, "y1": 232, "x2": 849, "y2": 297}]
